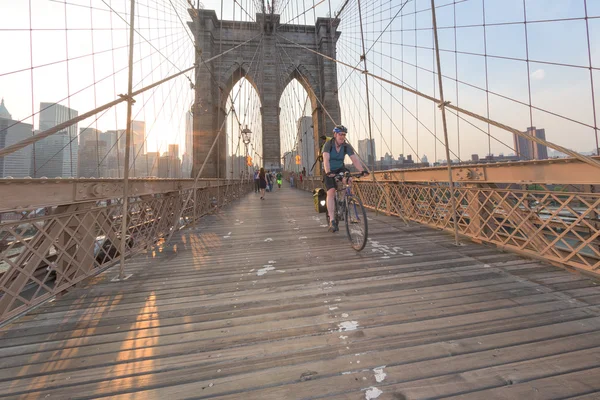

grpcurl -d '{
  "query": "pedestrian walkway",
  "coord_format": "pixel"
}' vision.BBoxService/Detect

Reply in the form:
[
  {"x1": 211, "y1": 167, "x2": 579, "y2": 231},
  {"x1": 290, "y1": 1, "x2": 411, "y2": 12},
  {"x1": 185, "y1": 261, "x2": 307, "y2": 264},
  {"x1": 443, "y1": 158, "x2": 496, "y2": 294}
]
[{"x1": 1, "y1": 186, "x2": 600, "y2": 399}]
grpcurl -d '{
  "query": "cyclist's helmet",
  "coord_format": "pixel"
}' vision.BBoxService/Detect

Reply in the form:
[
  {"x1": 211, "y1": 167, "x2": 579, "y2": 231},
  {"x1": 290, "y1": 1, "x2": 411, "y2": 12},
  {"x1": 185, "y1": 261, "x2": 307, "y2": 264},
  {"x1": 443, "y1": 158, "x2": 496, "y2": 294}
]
[{"x1": 333, "y1": 125, "x2": 348, "y2": 134}]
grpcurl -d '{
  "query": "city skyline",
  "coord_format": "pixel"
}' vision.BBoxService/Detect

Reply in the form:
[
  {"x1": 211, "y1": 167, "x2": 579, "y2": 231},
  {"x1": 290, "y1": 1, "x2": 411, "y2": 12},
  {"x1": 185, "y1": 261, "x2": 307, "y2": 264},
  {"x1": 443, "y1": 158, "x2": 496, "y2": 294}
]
[{"x1": 0, "y1": 98, "x2": 186, "y2": 178}]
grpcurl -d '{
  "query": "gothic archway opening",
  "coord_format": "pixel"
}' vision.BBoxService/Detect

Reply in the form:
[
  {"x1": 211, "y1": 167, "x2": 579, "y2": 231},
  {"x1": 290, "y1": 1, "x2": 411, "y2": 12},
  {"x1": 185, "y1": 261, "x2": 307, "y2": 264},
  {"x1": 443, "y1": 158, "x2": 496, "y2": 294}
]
[
  {"x1": 222, "y1": 71, "x2": 262, "y2": 180},
  {"x1": 279, "y1": 78, "x2": 316, "y2": 175}
]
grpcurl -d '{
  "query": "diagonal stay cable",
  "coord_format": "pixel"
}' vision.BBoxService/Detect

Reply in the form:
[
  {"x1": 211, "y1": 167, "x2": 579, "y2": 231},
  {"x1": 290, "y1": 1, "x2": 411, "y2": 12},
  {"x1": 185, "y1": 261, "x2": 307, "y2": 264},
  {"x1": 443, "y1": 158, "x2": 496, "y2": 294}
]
[
  {"x1": 0, "y1": 33, "x2": 261, "y2": 159},
  {"x1": 275, "y1": 32, "x2": 600, "y2": 171}
]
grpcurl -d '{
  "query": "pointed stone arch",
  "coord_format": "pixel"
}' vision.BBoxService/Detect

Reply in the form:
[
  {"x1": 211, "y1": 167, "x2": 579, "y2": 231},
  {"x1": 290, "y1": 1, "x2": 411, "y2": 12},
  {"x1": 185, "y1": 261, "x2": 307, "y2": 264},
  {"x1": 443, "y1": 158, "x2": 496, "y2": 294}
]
[
  {"x1": 219, "y1": 62, "x2": 261, "y2": 111},
  {"x1": 278, "y1": 63, "x2": 324, "y2": 174},
  {"x1": 189, "y1": 9, "x2": 341, "y2": 177}
]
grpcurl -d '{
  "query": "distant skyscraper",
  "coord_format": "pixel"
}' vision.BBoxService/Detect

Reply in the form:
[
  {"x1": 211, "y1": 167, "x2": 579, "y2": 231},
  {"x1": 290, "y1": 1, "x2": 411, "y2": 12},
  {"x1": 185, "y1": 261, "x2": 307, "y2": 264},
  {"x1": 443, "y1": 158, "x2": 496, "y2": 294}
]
[
  {"x1": 34, "y1": 102, "x2": 78, "y2": 178},
  {"x1": 529, "y1": 127, "x2": 548, "y2": 160},
  {"x1": 78, "y1": 127, "x2": 106, "y2": 177},
  {"x1": 116, "y1": 121, "x2": 146, "y2": 176},
  {"x1": 103, "y1": 129, "x2": 124, "y2": 177},
  {"x1": 131, "y1": 121, "x2": 146, "y2": 155},
  {"x1": 146, "y1": 152, "x2": 159, "y2": 176},
  {"x1": 358, "y1": 138, "x2": 376, "y2": 167},
  {"x1": 421, "y1": 154, "x2": 428, "y2": 164},
  {"x1": 158, "y1": 144, "x2": 182, "y2": 178},
  {"x1": 514, "y1": 126, "x2": 548, "y2": 160},
  {"x1": 296, "y1": 116, "x2": 314, "y2": 174},
  {"x1": 0, "y1": 99, "x2": 33, "y2": 178}
]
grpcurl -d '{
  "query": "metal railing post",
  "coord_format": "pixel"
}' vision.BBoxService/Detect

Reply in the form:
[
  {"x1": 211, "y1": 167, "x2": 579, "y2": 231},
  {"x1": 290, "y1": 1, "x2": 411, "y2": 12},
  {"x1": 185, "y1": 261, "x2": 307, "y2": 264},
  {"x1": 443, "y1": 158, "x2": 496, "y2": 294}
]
[
  {"x1": 119, "y1": 0, "x2": 136, "y2": 279},
  {"x1": 431, "y1": 0, "x2": 460, "y2": 246}
]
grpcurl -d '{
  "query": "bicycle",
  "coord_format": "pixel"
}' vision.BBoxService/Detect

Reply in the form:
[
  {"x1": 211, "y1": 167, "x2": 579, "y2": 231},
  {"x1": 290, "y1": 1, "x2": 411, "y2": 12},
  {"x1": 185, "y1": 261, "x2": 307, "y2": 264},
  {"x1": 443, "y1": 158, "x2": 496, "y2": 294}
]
[{"x1": 325, "y1": 171, "x2": 369, "y2": 251}]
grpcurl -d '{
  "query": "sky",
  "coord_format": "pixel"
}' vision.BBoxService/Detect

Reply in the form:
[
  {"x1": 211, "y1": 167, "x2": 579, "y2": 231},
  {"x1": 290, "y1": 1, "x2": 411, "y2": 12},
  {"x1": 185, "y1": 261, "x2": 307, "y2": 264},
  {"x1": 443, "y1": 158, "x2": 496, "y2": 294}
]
[{"x1": 0, "y1": 0, "x2": 598, "y2": 171}]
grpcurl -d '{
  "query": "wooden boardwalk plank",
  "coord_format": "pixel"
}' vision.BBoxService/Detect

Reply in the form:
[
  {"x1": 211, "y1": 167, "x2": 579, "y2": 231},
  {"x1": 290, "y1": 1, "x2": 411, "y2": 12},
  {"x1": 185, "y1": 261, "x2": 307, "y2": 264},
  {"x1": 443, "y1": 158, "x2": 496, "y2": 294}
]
[{"x1": 1, "y1": 187, "x2": 599, "y2": 399}]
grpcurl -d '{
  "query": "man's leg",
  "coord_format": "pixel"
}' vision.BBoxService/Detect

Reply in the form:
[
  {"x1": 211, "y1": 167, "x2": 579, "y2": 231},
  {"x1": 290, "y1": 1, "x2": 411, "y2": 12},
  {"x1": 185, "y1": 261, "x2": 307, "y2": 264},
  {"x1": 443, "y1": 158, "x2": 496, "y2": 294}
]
[{"x1": 327, "y1": 187, "x2": 338, "y2": 232}]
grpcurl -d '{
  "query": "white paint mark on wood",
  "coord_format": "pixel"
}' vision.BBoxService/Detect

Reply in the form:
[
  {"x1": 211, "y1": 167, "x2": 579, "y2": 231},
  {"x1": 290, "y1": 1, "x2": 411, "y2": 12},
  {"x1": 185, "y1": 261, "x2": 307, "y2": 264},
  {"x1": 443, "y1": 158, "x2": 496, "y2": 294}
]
[
  {"x1": 299, "y1": 236, "x2": 308, "y2": 239},
  {"x1": 329, "y1": 306, "x2": 339, "y2": 311},
  {"x1": 373, "y1": 367, "x2": 387, "y2": 382},
  {"x1": 339, "y1": 335, "x2": 348, "y2": 339},
  {"x1": 338, "y1": 321, "x2": 359, "y2": 331},
  {"x1": 257, "y1": 266, "x2": 275, "y2": 276},
  {"x1": 342, "y1": 313, "x2": 349, "y2": 318},
  {"x1": 365, "y1": 387, "x2": 383, "y2": 399},
  {"x1": 264, "y1": 238, "x2": 273, "y2": 242},
  {"x1": 268, "y1": 260, "x2": 276, "y2": 264},
  {"x1": 223, "y1": 236, "x2": 231, "y2": 239}
]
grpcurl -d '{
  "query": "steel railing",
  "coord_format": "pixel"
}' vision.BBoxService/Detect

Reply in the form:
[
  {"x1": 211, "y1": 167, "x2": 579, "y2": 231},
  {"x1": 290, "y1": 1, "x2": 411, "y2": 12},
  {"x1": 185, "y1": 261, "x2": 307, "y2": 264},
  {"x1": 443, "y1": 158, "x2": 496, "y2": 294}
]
[
  {"x1": 0, "y1": 179, "x2": 253, "y2": 324},
  {"x1": 294, "y1": 168, "x2": 600, "y2": 276}
]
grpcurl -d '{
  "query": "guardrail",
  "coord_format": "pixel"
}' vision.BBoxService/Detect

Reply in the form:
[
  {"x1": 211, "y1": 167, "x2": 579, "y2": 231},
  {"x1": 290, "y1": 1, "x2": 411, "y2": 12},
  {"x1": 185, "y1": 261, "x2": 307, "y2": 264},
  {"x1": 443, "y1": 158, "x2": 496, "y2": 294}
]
[{"x1": 0, "y1": 179, "x2": 253, "y2": 324}]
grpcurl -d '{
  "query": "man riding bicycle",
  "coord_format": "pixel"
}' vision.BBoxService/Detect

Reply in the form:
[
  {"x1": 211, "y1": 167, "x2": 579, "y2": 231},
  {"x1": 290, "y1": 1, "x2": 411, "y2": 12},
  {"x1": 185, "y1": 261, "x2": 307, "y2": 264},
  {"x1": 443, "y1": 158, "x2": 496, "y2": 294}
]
[{"x1": 322, "y1": 125, "x2": 369, "y2": 232}]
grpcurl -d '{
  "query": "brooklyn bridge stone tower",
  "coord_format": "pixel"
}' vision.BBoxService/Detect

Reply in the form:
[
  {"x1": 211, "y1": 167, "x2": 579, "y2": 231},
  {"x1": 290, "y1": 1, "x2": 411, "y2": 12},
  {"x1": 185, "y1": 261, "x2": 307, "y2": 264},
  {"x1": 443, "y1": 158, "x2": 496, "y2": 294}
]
[{"x1": 188, "y1": 8, "x2": 341, "y2": 177}]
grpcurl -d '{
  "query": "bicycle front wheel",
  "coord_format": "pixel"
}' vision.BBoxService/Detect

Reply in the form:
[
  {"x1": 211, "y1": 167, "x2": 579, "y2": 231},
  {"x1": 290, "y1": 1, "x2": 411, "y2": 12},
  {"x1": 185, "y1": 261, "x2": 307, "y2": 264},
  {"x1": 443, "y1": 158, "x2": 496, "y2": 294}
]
[{"x1": 345, "y1": 196, "x2": 368, "y2": 251}]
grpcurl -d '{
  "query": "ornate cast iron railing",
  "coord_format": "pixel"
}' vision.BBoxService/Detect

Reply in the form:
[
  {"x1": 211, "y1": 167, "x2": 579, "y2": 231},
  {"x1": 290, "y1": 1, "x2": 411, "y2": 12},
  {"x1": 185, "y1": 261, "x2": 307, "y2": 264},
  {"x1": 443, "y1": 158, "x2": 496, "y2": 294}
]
[
  {"x1": 295, "y1": 158, "x2": 600, "y2": 276},
  {"x1": 0, "y1": 179, "x2": 252, "y2": 324}
]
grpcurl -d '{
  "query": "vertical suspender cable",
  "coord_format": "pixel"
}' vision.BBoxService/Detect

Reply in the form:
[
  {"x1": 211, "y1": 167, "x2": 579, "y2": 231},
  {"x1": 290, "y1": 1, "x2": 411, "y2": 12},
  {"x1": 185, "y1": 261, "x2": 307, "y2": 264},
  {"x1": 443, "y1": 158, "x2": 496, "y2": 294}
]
[
  {"x1": 583, "y1": 0, "x2": 599, "y2": 155},
  {"x1": 453, "y1": 0, "x2": 460, "y2": 160},
  {"x1": 29, "y1": 0, "x2": 36, "y2": 176},
  {"x1": 357, "y1": 0, "x2": 374, "y2": 173},
  {"x1": 523, "y1": 0, "x2": 534, "y2": 157},
  {"x1": 119, "y1": 0, "x2": 136, "y2": 280},
  {"x1": 431, "y1": 0, "x2": 460, "y2": 247}
]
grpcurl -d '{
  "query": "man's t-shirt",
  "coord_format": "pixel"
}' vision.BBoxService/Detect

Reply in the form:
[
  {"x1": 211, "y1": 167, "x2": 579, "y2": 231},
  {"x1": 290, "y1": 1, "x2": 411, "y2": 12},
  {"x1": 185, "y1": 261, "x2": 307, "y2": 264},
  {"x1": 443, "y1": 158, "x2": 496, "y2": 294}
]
[
  {"x1": 276, "y1": 173, "x2": 282, "y2": 180},
  {"x1": 322, "y1": 140, "x2": 354, "y2": 171}
]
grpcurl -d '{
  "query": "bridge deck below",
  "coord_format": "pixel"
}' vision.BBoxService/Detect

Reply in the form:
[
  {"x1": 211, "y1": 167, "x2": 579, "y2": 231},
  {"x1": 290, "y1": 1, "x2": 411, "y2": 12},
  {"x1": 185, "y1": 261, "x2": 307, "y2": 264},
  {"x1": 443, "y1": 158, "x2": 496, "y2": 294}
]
[{"x1": 1, "y1": 187, "x2": 600, "y2": 399}]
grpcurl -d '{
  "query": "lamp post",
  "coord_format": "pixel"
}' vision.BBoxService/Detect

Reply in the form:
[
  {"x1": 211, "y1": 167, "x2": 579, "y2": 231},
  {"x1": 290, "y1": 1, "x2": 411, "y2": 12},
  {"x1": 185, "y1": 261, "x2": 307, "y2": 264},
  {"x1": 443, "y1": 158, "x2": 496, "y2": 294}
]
[{"x1": 241, "y1": 125, "x2": 252, "y2": 180}]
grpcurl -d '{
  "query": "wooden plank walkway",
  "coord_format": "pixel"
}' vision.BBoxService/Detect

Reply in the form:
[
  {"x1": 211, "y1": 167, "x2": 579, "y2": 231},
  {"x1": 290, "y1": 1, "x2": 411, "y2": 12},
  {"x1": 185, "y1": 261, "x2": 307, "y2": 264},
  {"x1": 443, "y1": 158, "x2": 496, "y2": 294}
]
[{"x1": 1, "y1": 186, "x2": 600, "y2": 399}]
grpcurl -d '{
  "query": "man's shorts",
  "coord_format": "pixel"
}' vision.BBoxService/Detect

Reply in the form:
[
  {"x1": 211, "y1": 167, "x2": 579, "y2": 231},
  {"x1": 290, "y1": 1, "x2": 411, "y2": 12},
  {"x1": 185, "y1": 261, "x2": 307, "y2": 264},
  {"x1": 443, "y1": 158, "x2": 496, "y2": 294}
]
[{"x1": 324, "y1": 168, "x2": 348, "y2": 191}]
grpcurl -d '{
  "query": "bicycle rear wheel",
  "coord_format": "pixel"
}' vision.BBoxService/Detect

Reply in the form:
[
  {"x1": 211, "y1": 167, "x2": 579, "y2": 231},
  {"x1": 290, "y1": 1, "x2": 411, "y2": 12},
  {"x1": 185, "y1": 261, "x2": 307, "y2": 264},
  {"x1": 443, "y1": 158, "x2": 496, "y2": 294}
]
[{"x1": 345, "y1": 196, "x2": 368, "y2": 251}]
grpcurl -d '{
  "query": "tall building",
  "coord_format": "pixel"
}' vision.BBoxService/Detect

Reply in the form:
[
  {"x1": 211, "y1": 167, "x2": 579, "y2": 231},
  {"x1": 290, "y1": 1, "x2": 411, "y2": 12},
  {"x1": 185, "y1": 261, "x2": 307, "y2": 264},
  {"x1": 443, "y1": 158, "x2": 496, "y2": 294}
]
[
  {"x1": 514, "y1": 126, "x2": 548, "y2": 160},
  {"x1": 358, "y1": 138, "x2": 376, "y2": 167},
  {"x1": 146, "y1": 152, "x2": 159, "y2": 177},
  {"x1": 34, "y1": 102, "x2": 78, "y2": 178},
  {"x1": 116, "y1": 121, "x2": 146, "y2": 176},
  {"x1": 296, "y1": 116, "x2": 314, "y2": 174},
  {"x1": 158, "y1": 144, "x2": 182, "y2": 178},
  {"x1": 131, "y1": 121, "x2": 146, "y2": 155},
  {"x1": 103, "y1": 129, "x2": 125, "y2": 177},
  {"x1": 78, "y1": 127, "x2": 106, "y2": 177},
  {"x1": 0, "y1": 99, "x2": 33, "y2": 178},
  {"x1": 529, "y1": 127, "x2": 548, "y2": 160}
]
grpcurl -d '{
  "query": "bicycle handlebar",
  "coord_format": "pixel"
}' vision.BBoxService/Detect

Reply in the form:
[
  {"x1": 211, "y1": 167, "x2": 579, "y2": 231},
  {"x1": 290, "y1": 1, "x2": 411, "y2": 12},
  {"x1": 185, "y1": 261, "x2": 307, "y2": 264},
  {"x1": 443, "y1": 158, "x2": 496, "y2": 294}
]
[{"x1": 333, "y1": 171, "x2": 367, "y2": 181}]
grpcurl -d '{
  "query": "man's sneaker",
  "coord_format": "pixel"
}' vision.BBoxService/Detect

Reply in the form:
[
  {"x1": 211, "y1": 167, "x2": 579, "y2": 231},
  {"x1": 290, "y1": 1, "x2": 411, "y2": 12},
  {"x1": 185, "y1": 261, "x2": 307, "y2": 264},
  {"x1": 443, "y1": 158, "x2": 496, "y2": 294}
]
[{"x1": 328, "y1": 219, "x2": 339, "y2": 233}]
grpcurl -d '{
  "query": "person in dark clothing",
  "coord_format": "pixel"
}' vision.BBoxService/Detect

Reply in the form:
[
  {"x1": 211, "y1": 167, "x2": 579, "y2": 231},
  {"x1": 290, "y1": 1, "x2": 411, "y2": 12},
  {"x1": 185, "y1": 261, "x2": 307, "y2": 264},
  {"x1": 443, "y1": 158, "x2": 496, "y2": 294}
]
[
  {"x1": 253, "y1": 170, "x2": 260, "y2": 193},
  {"x1": 258, "y1": 167, "x2": 267, "y2": 199}
]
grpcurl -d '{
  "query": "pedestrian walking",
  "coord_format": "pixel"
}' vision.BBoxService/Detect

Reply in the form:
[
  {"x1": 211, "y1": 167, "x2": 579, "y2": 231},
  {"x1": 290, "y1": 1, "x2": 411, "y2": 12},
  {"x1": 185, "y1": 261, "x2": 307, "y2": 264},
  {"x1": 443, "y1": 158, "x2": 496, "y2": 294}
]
[
  {"x1": 259, "y1": 168, "x2": 267, "y2": 199},
  {"x1": 253, "y1": 170, "x2": 260, "y2": 193}
]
